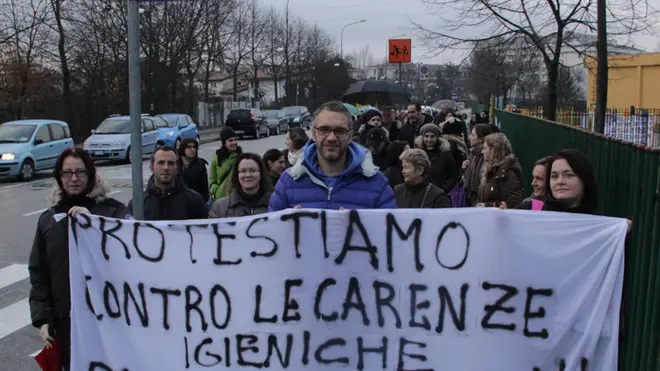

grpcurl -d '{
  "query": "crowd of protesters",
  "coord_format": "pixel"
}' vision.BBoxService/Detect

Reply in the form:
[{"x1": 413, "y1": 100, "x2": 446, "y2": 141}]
[{"x1": 27, "y1": 99, "x2": 620, "y2": 371}]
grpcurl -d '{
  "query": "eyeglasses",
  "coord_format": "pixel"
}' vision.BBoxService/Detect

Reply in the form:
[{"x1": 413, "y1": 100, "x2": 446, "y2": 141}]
[
  {"x1": 61, "y1": 169, "x2": 89, "y2": 180},
  {"x1": 315, "y1": 126, "x2": 351, "y2": 138}
]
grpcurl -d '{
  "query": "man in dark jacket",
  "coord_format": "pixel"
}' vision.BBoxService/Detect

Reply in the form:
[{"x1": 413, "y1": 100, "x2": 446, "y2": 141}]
[
  {"x1": 365, "y1": 126, "x2": 389, "y2": 170},
  {"x1": 398, "y1": 103, "x2": 432, "y2": 146},
  {"x1": 127, "y1": 146, "x2": 207, "y2": 220}
]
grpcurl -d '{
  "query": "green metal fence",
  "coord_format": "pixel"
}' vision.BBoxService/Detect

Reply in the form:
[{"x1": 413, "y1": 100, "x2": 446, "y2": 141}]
[{"x1": 495, "y1": 109, "x2": 660, "y2": 371}]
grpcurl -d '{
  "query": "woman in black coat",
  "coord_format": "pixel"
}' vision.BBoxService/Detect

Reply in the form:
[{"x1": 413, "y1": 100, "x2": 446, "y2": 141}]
[
  {"x1": 177, "y1": 137, "x2": 210, "y2": 202},
  {"x1": 29, "y1": 148, "x2": 127, "y2": 371}
]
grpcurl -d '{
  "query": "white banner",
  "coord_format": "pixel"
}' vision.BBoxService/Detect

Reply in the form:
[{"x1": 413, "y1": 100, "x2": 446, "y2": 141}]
[{"x1": 68, "y1": 209, "x2": 627, "y2": 371}]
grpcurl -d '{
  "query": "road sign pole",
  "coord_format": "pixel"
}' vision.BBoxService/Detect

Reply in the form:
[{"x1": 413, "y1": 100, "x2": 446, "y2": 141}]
[
  {"x1": 128, "y1": 0, "x2": 145, "y2": 219},
  {"x1": 398, "y1": 62, "x2": 403, "y2": 87}
]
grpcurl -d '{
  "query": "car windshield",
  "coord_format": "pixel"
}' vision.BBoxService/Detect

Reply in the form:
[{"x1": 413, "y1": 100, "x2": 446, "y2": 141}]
[
  {"x1": 229, "y1": 110, "x2": 251, "y2": 118},
  {"x1": 264, "y1": 110, "x2": 281, "y2": 118},
  {"x1": 95, "y1": 119, "x2": 131, "y2": 134},
  {"x1": 283, "y1": 108, "x2": 301, "y2": 116},
  {"x1": 0, "y1": 124, "x2": 37, "y2": 143},
  {"x1": 156, "y1": 116, "x2": 177, "y2": 128}
]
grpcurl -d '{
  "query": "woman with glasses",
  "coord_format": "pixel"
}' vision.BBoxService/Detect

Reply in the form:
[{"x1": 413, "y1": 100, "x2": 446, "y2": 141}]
[
  {"x1": 28, "y1": 148, "x2": 127, "y2": 371},
  {"x1": 209, "y1": 153, "x2": 273, "y2": 218},
  {"x1": 177, "y1": 137, "x2": 209, "y2": 203}
]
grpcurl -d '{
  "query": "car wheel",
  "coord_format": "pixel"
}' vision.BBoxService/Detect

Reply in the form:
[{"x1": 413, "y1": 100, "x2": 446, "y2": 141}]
[
  {"x1": 276, "y1": 126, "x2": 280, "y2": 135},
  {"x1": 175, "y1": 138, "x2": 181, "y2": 150},
  {"x1": 126, "y1": 146, "x2": 132, "y2": 164},
  {"x1": 254, "y1": 128, "x2": 260, "y2": 139},
  {"x1": 195, "y1": 135, "x2": 200, "y2": 144},
  {"x1": 266, "y1": 126, "x2": 270, "y2": 137},
  {"x1": 18, "y1": 159, "x2": 34, "y2": 181}
]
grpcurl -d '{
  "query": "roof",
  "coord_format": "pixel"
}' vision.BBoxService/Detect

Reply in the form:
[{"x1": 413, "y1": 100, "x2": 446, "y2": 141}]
[{"x1": 2, "y1": 119, "x2": 68, "y2": 126}]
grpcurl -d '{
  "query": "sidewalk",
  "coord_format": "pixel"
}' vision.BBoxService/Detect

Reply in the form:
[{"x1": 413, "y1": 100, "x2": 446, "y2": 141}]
[{"x1": 198, "y1": 126, "x2": 223, "y2": 145}]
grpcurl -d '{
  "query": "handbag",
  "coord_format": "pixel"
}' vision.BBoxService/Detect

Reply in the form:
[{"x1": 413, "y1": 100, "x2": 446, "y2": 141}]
[{"x1": 450, "y1": 177, "x2": 468, "y2": 207}]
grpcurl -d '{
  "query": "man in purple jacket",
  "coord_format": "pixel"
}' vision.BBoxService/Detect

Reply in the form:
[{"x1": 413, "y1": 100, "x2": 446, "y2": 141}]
[{"x1": 269, "y1": 101, "x2": 396, "y2": 210}]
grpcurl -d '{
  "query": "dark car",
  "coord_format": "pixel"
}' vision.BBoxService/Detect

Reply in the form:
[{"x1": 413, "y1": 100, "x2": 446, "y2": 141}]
[
  {"x1": 224, "y1": 108, "x2": 269, "y2": 139},
  {"x1": 282, "y1": 106, "x2": 312, "y2": 129},
  {"x1": 263, "y1": 110, "x2": 289, "y2": 135}
]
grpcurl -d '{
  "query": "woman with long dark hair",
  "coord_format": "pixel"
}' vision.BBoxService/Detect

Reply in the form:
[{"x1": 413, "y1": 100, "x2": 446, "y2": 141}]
[
  {"x1": 177, "y1": 137, "x2": 209, "y2": 202},
  {"x1": 28, "y1": 148, "x2": 127, "y2": 371},
  {"x1": 209, "y1": 153, "x2": 273, "y2": 218},
  {"x1": 283, "y1": 127, "x2": 309, "y2": 168},
  {"x1": 262, "y1": 148, "x2": 286, "y2": 186},
  {"x1": 517, "y1": 149, "x2": 598, "y2": 214},
  {"x1": 462, "y1": 124, "x2": 493, "y2": 205}
]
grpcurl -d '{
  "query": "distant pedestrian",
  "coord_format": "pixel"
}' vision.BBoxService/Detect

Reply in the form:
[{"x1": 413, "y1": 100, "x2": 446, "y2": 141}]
[
  {"x1": 127, "y1": 146, "x2": 207, "y2": 220},
  {"x1": 283, "y1": 127, "x2": 309, "y2": 168},
  {"x1": 262, "y1": 148, "x2": 285, "y2": 186},
  {"x1": 209, "y1": 127, "x2": 242, "y2": 200},
  {"x1": 177, "y1": 137, "x2": 209, "y2": 203}
]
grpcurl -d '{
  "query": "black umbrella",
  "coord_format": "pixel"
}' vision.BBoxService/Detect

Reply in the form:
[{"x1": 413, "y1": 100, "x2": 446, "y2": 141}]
[{"x1": 341, "y1": 80, "x2": 411, "y2": 106}]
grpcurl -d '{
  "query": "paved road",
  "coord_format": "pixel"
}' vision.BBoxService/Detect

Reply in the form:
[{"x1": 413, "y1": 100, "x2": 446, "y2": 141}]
[{"x1": 0, "y1": 130, "x2": 295, "y2": 371}]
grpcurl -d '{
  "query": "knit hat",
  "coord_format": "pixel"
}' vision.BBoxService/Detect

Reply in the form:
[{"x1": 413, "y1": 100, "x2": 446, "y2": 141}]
[
  {"x1": 365, "y1": 127, "x2": 387, "y2": 147},
  {"x1": 220, "y1": 127, "x2": 237, "y2": 143},
  {"x1": 442, "y1": 120, "x2": 464, "y2": 136},
  {"x1": 419, "y1": 123, "x2": 441, "y2": 137},
  {"x1": 362, "y1": 109, "x2": 382, "y2": 124}
]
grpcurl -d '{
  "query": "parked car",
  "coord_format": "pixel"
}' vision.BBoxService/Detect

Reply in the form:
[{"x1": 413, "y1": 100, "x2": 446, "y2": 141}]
[
  {"x1": 154, "y1": 114, "x2": 200, "y2": 149},
  {"x1": 263, "y1": 110, "x2": 289, "y2": 135},
  {"x1": 224, "y1": 108, "x2": 269, "y2": 139},
  {"x1": 83, "y1": 115, "x2": 161, "y2": 163},
  {"x1": 0, "y1": 120, "x2": 74, "y2": 181},
  {"x1": 282, "y1": 106, "x2": 312, "y2": 129}
]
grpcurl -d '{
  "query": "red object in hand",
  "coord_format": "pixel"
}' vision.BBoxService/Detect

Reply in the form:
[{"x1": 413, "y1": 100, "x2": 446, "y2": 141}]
[{"x1": 34, "y1": 341, "x2": 61, "y2": 371}]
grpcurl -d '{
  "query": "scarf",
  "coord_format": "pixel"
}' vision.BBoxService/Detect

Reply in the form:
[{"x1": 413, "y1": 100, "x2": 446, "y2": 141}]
[
  {"x1": 288, "y1": 149, "x2": 303, "y2": 166},
  {"x1": 181, "y1": 156, "x2": 191, "y2": 170},
  {"x1": 463, "y1": 142, "x2": 484, "y2": 193}
]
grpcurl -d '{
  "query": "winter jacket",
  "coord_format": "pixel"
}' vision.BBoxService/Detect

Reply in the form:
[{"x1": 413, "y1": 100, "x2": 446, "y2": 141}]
[
  {"x1": 414, "y1": 136, "x2": 458, "y2": 193},
  {"x1": 397, "y1": 121, "x2": 419, "y2": 147},
  {"x1": 209, "y1": 147, "x2": 242, "y2": 199},
  {"x1": 516, "y1": 196, "x2": 597, "y2": 215},
  {"x1": 209, "y1": 189, "x2": 271, "y2": 218},
  {"x1": 127, "y1": 176, "x2": 207, "y2": 221},
  {"x1": 29, "y1": 176, "x2": 127, "y2": 362},
  {"x1": 444, "y1": 134, "x2": 468, "y2": 166},
  {"x1": 383, "y1": 165, "x2": 404, "y2": 189},
  {"x1": 180, "y1": 157, "x2": 210, "y2": 202},
  {"x1": 394, "y1": 180, "x2": 451, "y2": 208},
  {"x1": 463, "y1": 142, "x2": 486, "y2": 206},
  {"x1": 269, "y1": 142, "x2": 396, "y2": 211},
  {"x1": 477, "y1": 154, "x2": 525, "y2": 208}
]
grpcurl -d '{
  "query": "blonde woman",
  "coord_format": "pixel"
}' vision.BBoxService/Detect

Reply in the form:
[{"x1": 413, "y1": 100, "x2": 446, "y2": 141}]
[{"x1": 476, "y1": 132, "x2": 524, "y2": 208}]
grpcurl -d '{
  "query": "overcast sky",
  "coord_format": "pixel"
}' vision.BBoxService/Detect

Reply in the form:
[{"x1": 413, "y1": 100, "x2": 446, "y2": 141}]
[{"x1": 260, "y1": 0, "x2": 660, "y2": 66}]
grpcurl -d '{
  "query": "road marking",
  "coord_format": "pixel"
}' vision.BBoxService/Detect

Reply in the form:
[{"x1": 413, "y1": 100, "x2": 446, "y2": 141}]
[
  {"x1": 22, "y1": 208, "x2": 47, "y2": 217},
  {"x1": 0, "y1": 178, "x2": 51, "y2": 191},
  {"x1": 107, "y1": 190, "x2": 122, "y2": 196},
  {"x1": 0, "y1": 264, "x2": 29, "y2": 289},
  {"x1": 0, "y1": 189, "x2": 8, "y2": 193},
  {"x1": 0, "y1": 298, "x2": 31, "y2": 341}
]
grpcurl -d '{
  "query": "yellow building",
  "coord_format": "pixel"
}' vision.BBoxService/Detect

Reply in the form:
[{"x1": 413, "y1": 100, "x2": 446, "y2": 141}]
[{"x1": 586, "y1": 53, "x2": 660, "y2": 109}]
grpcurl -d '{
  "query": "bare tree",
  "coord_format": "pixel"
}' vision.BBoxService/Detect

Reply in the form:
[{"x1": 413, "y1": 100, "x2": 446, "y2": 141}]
[
  {"x1": 264, "y1": 7, "x2": 285, "y2": 103},
  {"x1": 555, "y1": 65, "x2": 584, "y2": 106},
  {"x1": 466, "y1": 37, "x2": 537, "y2": 105},
  {"x1": 224, "y1": 0, "x2": 252, "y2": 101},
  {"x1": 415, "y1": 0, "x2": 657, "y2": 121},
  {"x1": 348, "y1": 44, "x2": 374, "y2": 69},
  {"x1": 199, "y1": 0, "x2": 233, "y2": 100},
  {"x1": 0, "y1": 0, "x2": 51, "y2": 119},
  {"x1": 247, "y1": 0, "x2": 269, "y2": 105}
]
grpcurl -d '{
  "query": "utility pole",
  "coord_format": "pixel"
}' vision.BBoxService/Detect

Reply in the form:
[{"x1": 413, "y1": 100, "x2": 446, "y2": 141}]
[
  {"x1": 127, "y1": 0, "x2": 144, "y2": 219},
  {"x1": 285, "y1": 0, "x2": 290, "y2": 104},
  {"x1": 594, "y1": 0, "x2": 607, "y2": 134}
]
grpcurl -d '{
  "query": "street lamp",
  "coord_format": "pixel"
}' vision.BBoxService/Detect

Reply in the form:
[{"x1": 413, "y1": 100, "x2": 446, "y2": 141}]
[{"x1": 340, "y1": 20, "x2": 366, "y2": 61}]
